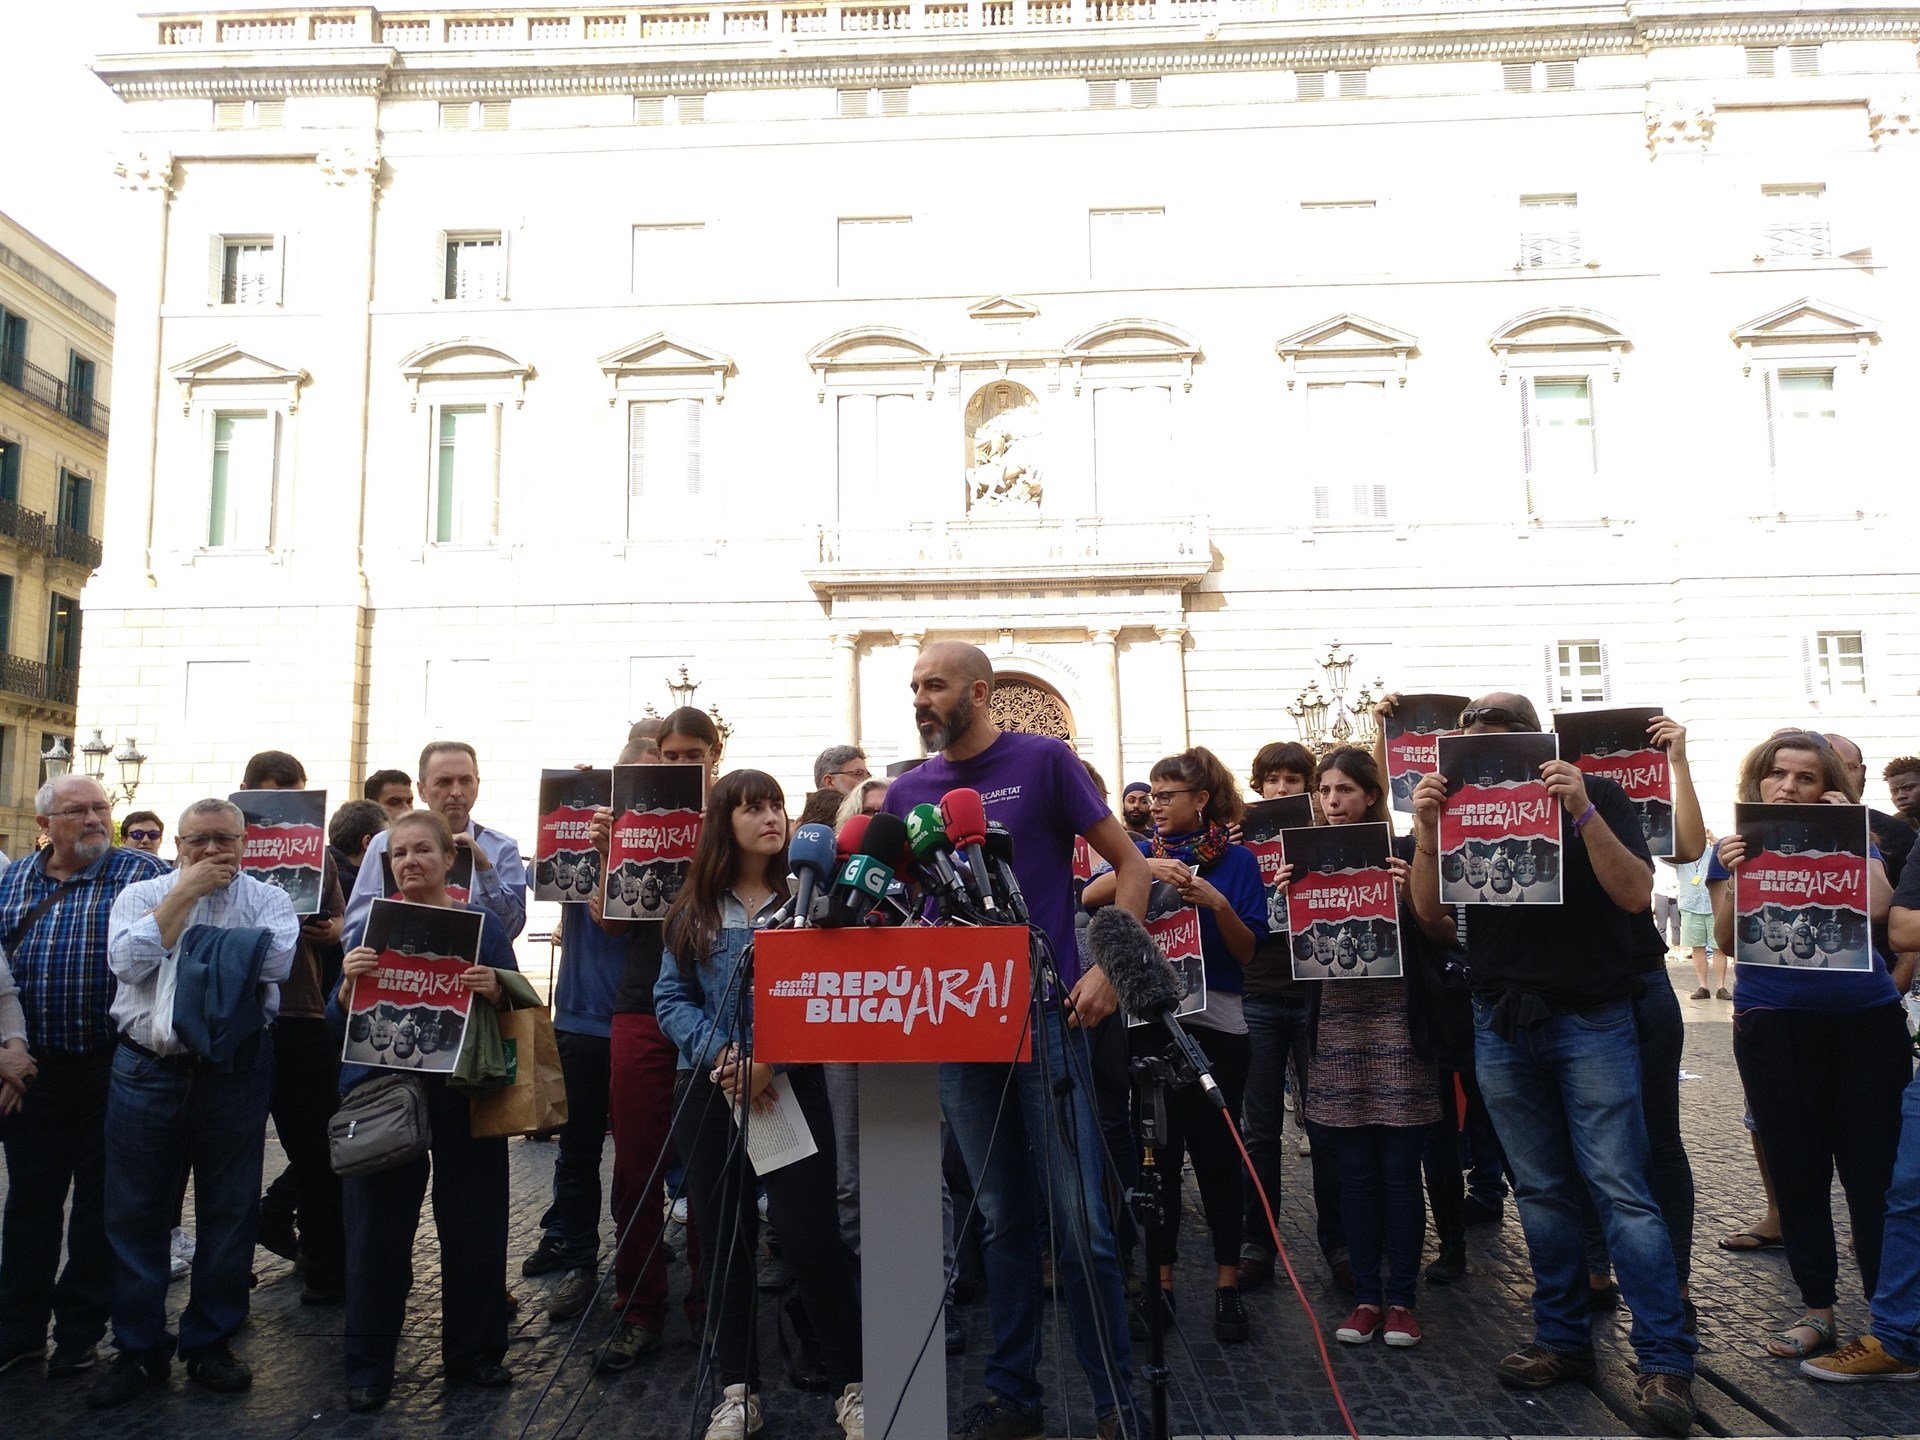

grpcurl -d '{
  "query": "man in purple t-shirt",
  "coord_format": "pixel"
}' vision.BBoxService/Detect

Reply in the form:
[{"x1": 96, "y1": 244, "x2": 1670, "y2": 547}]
[{"x1": 885, "y1": 641, "x2": 1148, "y2": 1440}]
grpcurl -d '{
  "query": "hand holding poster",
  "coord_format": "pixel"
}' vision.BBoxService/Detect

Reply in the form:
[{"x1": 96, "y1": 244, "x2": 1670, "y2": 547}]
[
  {"x1": 607, "y1": 763, "x2": 705, "y2": 921},
  {"x1": 1129, "y1": 883, "x2": 1207, "y2": 1027},
  {"x1": 1240, "y1": 793, "x2": 1315, "y2": 937},
  {"x1": 341, "y1": 898, "x2": 484, "y2": 1073},
  {"x1": 231, "y1": 789, "x2": 328, "y2": 916},
  {"x1": 1554, "y1": 706, "x2": 1675, "y2": 859},
  {"x1": 535, "y1": 768, "x2": 611, "y2": 904},
  {"x1": 1732, "y1": 802, "x2": 1872, "y2": 970},
  {"x1": 1384, "y1": 693, "x2": 1469, "y2": 814},
  {"x1": 1436, "y1": 733, "x2": 1562, "y2": 905},
  {"x1": 1280, "y1": 821, "x2": 1403, "y2": 980}
]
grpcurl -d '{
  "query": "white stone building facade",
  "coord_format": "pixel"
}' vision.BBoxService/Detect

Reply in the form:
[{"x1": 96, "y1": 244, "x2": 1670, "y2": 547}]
[{"x1": 83, "y1": 2, "x2": 1920, "y2": 888}]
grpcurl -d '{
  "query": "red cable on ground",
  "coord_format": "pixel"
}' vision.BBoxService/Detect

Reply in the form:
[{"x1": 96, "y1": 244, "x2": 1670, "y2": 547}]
[{"x1": 1223, "y1": 1109, "x2": 1362, "y2": 1440}]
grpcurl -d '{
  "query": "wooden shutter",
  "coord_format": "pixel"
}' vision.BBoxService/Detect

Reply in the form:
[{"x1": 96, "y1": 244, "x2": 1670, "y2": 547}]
[
  {"x1": 1599, "y1": 642, "x2": 1612, "y2": 701},
  {"x1": 487, "y1": 404, "x2": 502, "y2": 536},
  {"x1": 1128, "y1": 78, "x2": 1158, "y2": 107},
  {"x1": 678, "y1": 93, "x2": 706, "y2": 123},
  {"x1": 272, "y1": 233, "x2": 288, "y2": 304},
  {"x1": 1799, "y1": 634, "x2": 1815, "y2": 695},
  {"x1": 435, "y1": 230, "x2": 451, "y2": 299},
  {"x1": 1501, "y1": 62, "x2": 1532, "y2": 93},
  {"x1": 628, "y1": 401, "x2": 648, "y2": 502},
  {"x1": 1745, "y1": 46, "x2": 1775, "y2": 78},
  {"x1": 1584, "y1": 377, "x2": 1599, "y2": 474},
  {"x1": 1312, "y1": 485, "x2": 1331, "y2": 522},
  {"x1": 635, "y1": 95, "x2": 665, "y2": 124},
  {"x1": 214, "y1": 99, "x2": 246, "y2": 128},
  {"x1": 1786, "y1": 44, "x2": 1818, "y2": 77},
  {"x1": 1296, "y1": 71, "x2": 1325, "y2": 101},
  {"x1": 1543, "y1": 643, "x2": 1560, "y2": 707},
  {"x1": 838, "y1": 88, "x2": 870, "y2": 117},
  {"x1": 255, "y1": 99, "x2": 285, "y2": 127},
  {"x1": 495, "y1": 231, "x2": 511, "y2": 300},
  {"x1": 209, "y1": 234, "x2": 228, "y2": 304},
  {"x1": 479, "y1": 100, "x2": 510, "y2": 129},
  {"x1": 1545, "y1": 61, "x2": 1575, "y2": 90},
  {"x1": 683, "y1": 399, "x2": 702, "y2": 496},
  {"x1": 880, "y1": 87, "x2": 908, "y2": 116},
  {"x1": 1087, "y1": 79, "x2": 1117, "y2": 108},
  {"x1": 440, "y1": 101, "x2": 471, "y2": 130},
  {"x1": 1338, "y1": 69, "x2": 1367, "y2": 99}
]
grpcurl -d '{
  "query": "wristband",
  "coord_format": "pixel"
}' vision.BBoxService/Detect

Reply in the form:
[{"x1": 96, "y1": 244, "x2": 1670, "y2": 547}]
[
  {"x1": 1570, "y1": 803, "x2": 1597, "y2": 835},
  {"x1": 1415, "y1": 844, "x2": 1437, "y2": 858}
]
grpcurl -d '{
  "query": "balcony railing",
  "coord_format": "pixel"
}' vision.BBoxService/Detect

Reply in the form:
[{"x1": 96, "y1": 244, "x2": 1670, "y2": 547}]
[
  {"x1": 807, "y1": 513, "x2": 1212, "y2": 592},
  {"x1": 0, "y1": 496, "x2": 49, "y2": 551},
  {"x1": 0, "y1": 349, "x2": 110, "y2": 440},
  {"x1": 1517, "y1": 230, "x2": 1582, "y2": 268},
  {"x1": 0, "y1": 655, "x2": 77, "y2": 708},
  {"x1": 49, "y1": 525, "x2": 104, "y2": 570}
]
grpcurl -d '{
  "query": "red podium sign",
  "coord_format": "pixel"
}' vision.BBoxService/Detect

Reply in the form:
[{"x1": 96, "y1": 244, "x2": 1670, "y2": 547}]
[{"x1": 755, "y1": 926, "x2": 1033, "y2": 1064}]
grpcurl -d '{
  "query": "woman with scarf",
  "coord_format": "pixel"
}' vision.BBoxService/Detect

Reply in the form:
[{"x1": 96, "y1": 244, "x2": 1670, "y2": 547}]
[{"x1": 1083, "y1": 745, "x2": 1266, "y2": 1343}]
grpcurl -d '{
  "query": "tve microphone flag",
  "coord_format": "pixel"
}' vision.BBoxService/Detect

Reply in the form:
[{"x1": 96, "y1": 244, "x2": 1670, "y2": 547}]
[
  {"x1": 534, "y1": 768, "x2": 611, "y2": 903},
  {"x1": 1553, "y1": 706, "x2": 1675, "y2": 860},
  {"x1": 1437, "y1": 732, "x2": 1562, "y2": 906},
  {"x1": 607, "y1": 763, "x2": 705, "y2": 921},
  {"x1": 1732, "y1": 802, "x2": 1872, "y2": 971},
  {"x1": 1383, "y1": 693, "x2": 1469, "y2": 814},
  {"x1": 231, "y1": 789, "x2": 327, "y2": 916},
  {"x1": 1279, "y1": 821, "x2": 1403, "y2": 980}
]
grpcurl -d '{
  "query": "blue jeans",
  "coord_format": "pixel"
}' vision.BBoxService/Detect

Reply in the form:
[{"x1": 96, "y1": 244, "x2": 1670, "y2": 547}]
[
  {"x1": 941, "y1": 1004, "x2": 1134, "y2": 1419},
  {"x1": 104, "y1": 1035, "x2": 275, "y2": 1357},
  {"x1": 1473, "y1": 998, "x2": 1694, "y2": 1378},
  {"x1": 1333, "y1": 1124, "x2": 1427, "y2": 1308},
  {"x1": 1871, "y1": 1067, "x2": 1920, "y2": 1363},
  {"x1": 1242, "y1": 993, "x2": 1345, "y2": 1262}
]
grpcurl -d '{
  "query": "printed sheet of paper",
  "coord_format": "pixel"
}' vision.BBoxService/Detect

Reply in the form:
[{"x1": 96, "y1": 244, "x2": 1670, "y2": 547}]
[
  {"x1": 1280, "y1": 820, "x2": 1404, "y2": 980},
  {"x1": 341, "y1": 899, "x2": 483, "y2": 1073},
  {"x1": 1554, "y1": 706, "x2": 1674, "y2": 859},
  {"x1": 1129, "y1": 889, "x2": 1208, "y2": 1026},
  {"x1": 1733, "y1": 802, "x2": 1873, "y2": 971},
  {"x1": 1241, "y1": 793, "x2": 1315, "y2": 937},
  {"x1": 734, "y1": 1073, "x2": 819, "y2": 1174},
  {"x1": 231, "y1": 789, "x2": 327, "y2": 916},
  {"x1": 1384, "y1": 694, "x2": 1469, "y2": 814},
  {"x1": 607, "y1": 764, "x2": 705, "y2": 921},
  {"x1": 534, "y1": 768, "x2": 611, "y2": 903},
  {"x1": 1437, "y1": 732, "x2": 1562, "y2": 906}
]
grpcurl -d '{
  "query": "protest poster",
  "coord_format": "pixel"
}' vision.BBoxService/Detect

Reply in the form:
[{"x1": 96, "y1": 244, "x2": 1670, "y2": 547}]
[
  {"x1": 1129, "y1": 881, "x2": 1207, "y2": 1027},
  {"x1": 1732, "y1": 802, "x2": 1872, "y2": 971},
  {"x1": 1240, "y1": 792, "x2": 1315, "y2": 936},
  {"x1": 341, "y1": 898, "x2": 484, "y2": 1073},
  {"x1": 1437, "y1": 733, "x2": 1562, "y2": 905},
  {"x1": 231, "y1": 789, "x2": 326, "y2": 916},
  {"x1": 1384, "y1": 693, "x2": 1469, "y2": 814},
  {"x1": 534, "y1": 768, "x2": 611, "y2": 904},
  {"x1": 607, "y1": 763, "x2": 705, "y2": 921},
  {"x1": 1555, "y1": 706, "x2": 1674, "y2": 859},
  {"x1": 1280, "y1": 821, "x2": 1403, "y2": 980}
]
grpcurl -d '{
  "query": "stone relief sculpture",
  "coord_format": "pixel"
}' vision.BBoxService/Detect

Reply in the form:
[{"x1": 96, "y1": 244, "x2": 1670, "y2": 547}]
[{"x1": 964, "y1": 382, "x2": 1043, "y2": 511}]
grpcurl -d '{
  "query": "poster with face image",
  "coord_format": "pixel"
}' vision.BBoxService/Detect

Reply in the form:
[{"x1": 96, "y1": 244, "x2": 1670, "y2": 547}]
[
  {"x1": 1437, "y1": 733, "x2": 1562, "y2": 905},
  {"x1": 1554, "y1": 706, "x2": 1674, "y2": 859},
  {"x1": 1384, "y1": 694, "x2": 1469, "y2": 814},
  {"x1": 1240, "y1": 793, "x2": 1315, "y2": 937},
  {"x1": 534, "y1": 769, "x2": 611, "y2": 904},
  {"x1": 1128, "y1": 881, "x2": 1207, "y2": 1027},
  {"x1": 380, "y1": 841, "x2": 473, "y2": 905},
  {"x1": 1732, "y1": 802, "x2": 1872, "y2": 971},
  {"x1": 606, "y1": 763, "x2": 705, "y2": 921},
  {"x1": 1280, "y1": 821, "x2": 1403, "y2": 980},
  {"x1": 341, "y1": 898, "x2": 482, "y2": 1073},
  {"x1": 230, "y1": 789, "x2": 327, "y2": 916}
]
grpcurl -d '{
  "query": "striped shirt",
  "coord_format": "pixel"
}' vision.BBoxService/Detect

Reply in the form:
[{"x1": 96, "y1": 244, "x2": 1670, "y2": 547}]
[{"x1": 0, "y1": 845, "x2": 170, "y2": 1056}]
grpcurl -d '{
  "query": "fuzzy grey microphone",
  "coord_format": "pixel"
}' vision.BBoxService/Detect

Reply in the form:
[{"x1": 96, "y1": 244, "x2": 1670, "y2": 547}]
[{"x1": 1085, "y1": 906, "x2": 1228, "y2": 1113}]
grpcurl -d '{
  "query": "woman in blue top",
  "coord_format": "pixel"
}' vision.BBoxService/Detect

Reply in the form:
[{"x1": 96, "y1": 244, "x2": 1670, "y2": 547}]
[
  {"x1": 1708, "y1": 730, "x2": 1906, "y2": 1362},
  {"x1": 653, "y1": 769, "x2": 864, "y2": 1440},
  {"x1": 334, "y1": 809, "x2": 520, "y2": 1413},
  {"x1": 1084, "y1": 745, "x2": 1266, "y2": 1344}
]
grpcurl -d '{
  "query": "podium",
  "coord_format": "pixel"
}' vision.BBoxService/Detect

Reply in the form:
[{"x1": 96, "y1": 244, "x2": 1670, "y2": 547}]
[{"x1": 756, "y1": 926, "x2": 1032, "y2": 1438}]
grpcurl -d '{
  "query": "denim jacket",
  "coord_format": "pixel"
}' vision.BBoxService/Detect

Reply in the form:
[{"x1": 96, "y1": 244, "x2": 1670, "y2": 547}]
[{"x1": 652, "y1": 889, "x2": 783, "y2": 1073}]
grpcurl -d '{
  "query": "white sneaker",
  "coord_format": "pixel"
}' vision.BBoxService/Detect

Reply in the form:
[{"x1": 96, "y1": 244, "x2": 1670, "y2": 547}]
[
  {"x1": 836, "y1": 1381, "x2": 864, "y2": 1439},
  {"x1": 703, "y1": 1383, "x2": 763, "y2": 1439},
  {"x1": 169, "y1": 1227, "x2": 195, "y2": 1281},
  {"x1": 756, "y1": 1192, "x2": 769, "y2": 1221},
  {"x1": 1296, "y1": 1133, "x2": 1312, "y2": 1158},
  {"x1": 670, "y1": 1196, "x2": 690, "y2": 1227}
]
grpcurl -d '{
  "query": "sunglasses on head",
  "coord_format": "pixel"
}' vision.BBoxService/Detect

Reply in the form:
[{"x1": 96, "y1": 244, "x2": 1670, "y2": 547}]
[
  {"x1": 1458, "y1": 705, "x2": 1539, "y2": 732},
  {"x1": 1770, "y1": 728, "x2": 1831, "y2": 751}
]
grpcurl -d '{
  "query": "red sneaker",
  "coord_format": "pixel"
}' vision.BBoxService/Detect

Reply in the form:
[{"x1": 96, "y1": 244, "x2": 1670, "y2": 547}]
[
  {"x1": 1336, "y1": 1305, "x2": 1382, "y2": 1344},
  {"x1": 1384, "y1": 1306, "x2": 1423, "y2": 1347}
]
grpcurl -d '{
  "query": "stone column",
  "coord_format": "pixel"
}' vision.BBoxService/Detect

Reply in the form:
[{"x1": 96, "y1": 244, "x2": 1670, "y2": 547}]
[
  {"x1": 1155, "y1": 623, "x2": 1189, "y2": 751},
  {"x1": 830, "y1": 629, "x2": 861, "y2": 744},
  {"x1": 1089, "y1": 627, "x2": 1122, "y2": 795},
  {"x1": 895, "y1": 628, "x2": 927, "y2": 763},
  {"x1": 102, "y1": 151, "x2": 174, "y2": 585}
]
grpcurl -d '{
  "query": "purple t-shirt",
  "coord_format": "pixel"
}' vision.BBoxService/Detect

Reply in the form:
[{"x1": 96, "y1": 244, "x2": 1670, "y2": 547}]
[{"x1": 884, "y1": 730, "x2": 1110, "y2": 987}]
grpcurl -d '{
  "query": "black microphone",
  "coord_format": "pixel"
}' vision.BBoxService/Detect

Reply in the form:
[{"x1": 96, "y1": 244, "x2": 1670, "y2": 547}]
[
  {"x1": 820, "y1": 812, "x2": 910, "y2": 929},
  {"x1": 981, "y1": 821, "x2": 1029, "y2": 924},
  {"x1": 1086, "y1": 905, "x2": 1227, "y2": 1113}
]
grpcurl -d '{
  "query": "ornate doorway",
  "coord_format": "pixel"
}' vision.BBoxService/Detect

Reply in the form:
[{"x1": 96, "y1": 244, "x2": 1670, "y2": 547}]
[{"x1": 991, "y1": 674, "x2": 1074, "y2": 741}]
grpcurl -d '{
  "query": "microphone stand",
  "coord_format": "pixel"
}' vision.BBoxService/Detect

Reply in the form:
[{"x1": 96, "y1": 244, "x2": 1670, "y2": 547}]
[{"x1": 1129, "y1": 1045, "x2": 1196, "y2": 1440}]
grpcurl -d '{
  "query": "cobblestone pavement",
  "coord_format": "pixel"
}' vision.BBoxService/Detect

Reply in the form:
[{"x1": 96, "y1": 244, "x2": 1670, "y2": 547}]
[{"x1": 0, "y1": 962, "x2": 1908, "y2": 1438}]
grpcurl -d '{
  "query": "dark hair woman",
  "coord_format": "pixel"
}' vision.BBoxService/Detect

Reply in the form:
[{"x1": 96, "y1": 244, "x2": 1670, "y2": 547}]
[
  {"x1": 335, "y1": 809, "x2": 521, "y2": 1412},
  {"x1": 1708, "y1": 730, "x2": 1905, "y2": 1363},
  {"x1": 1083, "y1": 745, "x2": 1267, "y2": 1343},
  {"x1": 653, "y1": 770, "x2": 864, "y2": 1439}
]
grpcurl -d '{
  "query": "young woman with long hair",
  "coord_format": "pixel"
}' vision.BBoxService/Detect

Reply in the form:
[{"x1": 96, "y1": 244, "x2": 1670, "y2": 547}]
[
  {"x1": 653, "y1": 768, "x2": 864, "y2": 1440},
  {"x1": 1084, "y1": 745, "x2": 1267, "y2": 1343}
]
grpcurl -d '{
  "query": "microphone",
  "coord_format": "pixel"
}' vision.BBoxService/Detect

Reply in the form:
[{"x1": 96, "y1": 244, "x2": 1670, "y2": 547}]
[
  {"x1": 905, "y1": 803, "x2": 976, "y2": 918},
  {"x1": 836, "y1": 813, "x2": 871, "y2": 859},
  {"x1": 821, "y1": 812, "x2": 909, "y2": 929},
  {"x1": 769, "y1": 822, "x2": 836, "y2": 929},
  {"x1": 982, "y1": 821, "x2": 1029, "y2": 924},
  {"x1": 1085, "y1": 905, "x2": 1227, "y2": 1113},
  {"x1": 939, "y1": 788, "x2": 998, "y2": 916}
]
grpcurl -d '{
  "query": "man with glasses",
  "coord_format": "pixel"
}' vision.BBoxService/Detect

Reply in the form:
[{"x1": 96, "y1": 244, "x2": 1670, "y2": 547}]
[
  {"x1": 117, "y1": 814, "x2": 166, "y2": 860},
  {"x1": 813, "y1": 745, "x2": 872, "y2": 796},
  {"x1": 91, "y1": 800, "x2": 297, "y2": 1409},
  {"x1": 1407, "y1": 694, "x2": 1696, "y2": 1437},
  {"x1": 0, "y1": 776, "x2": 167, "y2": 1380}
]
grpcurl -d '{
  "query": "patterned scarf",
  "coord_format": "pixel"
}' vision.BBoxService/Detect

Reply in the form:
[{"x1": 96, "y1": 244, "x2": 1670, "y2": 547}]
[{"x1": 1150, "y1": 823, "x2": 1232, "y2": 870}]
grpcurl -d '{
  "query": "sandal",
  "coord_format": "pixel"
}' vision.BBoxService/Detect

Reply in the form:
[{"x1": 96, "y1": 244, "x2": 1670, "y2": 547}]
[
  {"x1": 1766, "y1": 1313, "x2": 1836, "y2": 1359},
  {"x1": 1718, "y1": 1230, "x2": 1783, "y2": 1252}
]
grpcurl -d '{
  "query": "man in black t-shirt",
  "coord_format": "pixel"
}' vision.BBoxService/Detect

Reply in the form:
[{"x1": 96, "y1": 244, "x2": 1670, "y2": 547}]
[{"x1": 1408, "y1": 692, "x2": 1696, "y2": 1437}]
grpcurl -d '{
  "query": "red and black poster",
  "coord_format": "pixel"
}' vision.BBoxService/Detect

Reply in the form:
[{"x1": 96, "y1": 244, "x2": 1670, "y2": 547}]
[
  {"x1": 380, "y1": 843, "x2": 473, "y2": 905},
  {"x1": 607, "y1": 763, "x2": 705, "y2": 921},
  {"x1": 341, "y1": 898, "x2": 483, "y2": 1073},
  {"x1": 1554, "y1": 706, "x2": 1674, "y2": 859},
  {"x1": 1071, "y1": 835, "x2": 1096, "y2": 903},
  {"x1": 230, "y1": 789, "x2": 327, "y2": 916},
  {"x1": 1280, "y1": 821, "x2": 1403, "y2": 980},
  {"x1": 1241, "y1": 793, "x2": 1315, "y2": 936},
  {"x1": 1437, "y1": 733, "x2": 1562, "y2": 905},
  {"x1": 535, "y1": 768, "x2": 611, "y2": 904},
  {"x1": 1384, "y1": 693, "x2": 1469, "y2": 815},
  {"x1": 1732, "y1": 802, "x2": 1873, "y2": 971},
  {"x1": 1129, "y1": 884, "x2": 1206, "y2": 1026}
]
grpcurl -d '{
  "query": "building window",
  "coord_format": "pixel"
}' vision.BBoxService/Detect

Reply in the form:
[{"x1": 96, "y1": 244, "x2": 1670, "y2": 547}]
[
  {"x1": 1748, "y1": 44, "x2": 1819, "y2": 78},
  {"x1": 626, "y1": 398, "x2": 703, "y2": 533},
  {"x1": 631, "y1": 223, "x2": 706, "y2": 293},
  {"x1": 213, "y1": 235, "x2": 282, "y2": 305},
  {"x1": 837, "y1": 87, "x2": 908, "y2": 117},
  {"x1": 0, "y1": 574, "x2": 12, "y2": 652},
  {"x1": 1811, "y1": 631, "x2": 1865, "y2": 695},
  {"x1": 1503, "y1": 60, "x2": 1576, "y2": 92},
  {"x1": 1767, "y1": 369, "x2": 1836, "y2": 477},
  {"x1": 0, "y1": 437, "x2": 19, "y2": 504},
  {"x1": 56, "y1": 470, "x2": 92, "y2": 537},
  {"x1": 634, "y1": 94, "x2": 705, "y2": 124},
  {"x1": 837, "y1": 217, "x2": 912, "y2": 289},
  {"x1": 442, "y1": 232, "x2": 507, "y2": 301},
  {"x1": 44, "y1": 593, "x2": 79, "y2": 677},
  {"x1": 213, "y1": 98, "x2": 285, "y2": 129},
  {"x1": 0, "y1": 306, "x2": 24, "y2": 386},
  {"x1": 208, "y1": 411, "x2": 278, "y2": 548},
  {"x1": 66, "y1": 352, "x2": 97, "y2": 427},
  {"x1": 834, "y1": 392, "x2": 916, "y2": 521},
  {"x1": 1088, "y1": 206, "x2": 1164, "y2": 283},
  {"x1": 1524, "y1": 376, "x2": 1596, "y2": 505},
  {"x1": 1092, "y1": 384, "x2": 1172, "y2": 513},
  {"x1": 1760, "y1": 184, "x2": 1831, "y2": 259},
  {"x1": 1553, "y1": 640, "x2": 1608, "y2": 704},
  {"x1": 1305, "y1": 381, "x2": 1389, "y2": 523},
  {"x1": 439, "y1": 100, "x2": 510, "y2": 130},
  {"x1": 1087, "y1": 78, "x2": 1158, "y2": 108},
  {"x1": 433, "y1": 404, "x2": 500, "y2": 544},
  {"x1": 1518, "y1": 194, "x2": 1580, "y2": 268}
]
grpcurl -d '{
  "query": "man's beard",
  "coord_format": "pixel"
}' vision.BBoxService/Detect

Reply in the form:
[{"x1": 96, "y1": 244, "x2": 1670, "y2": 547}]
[
  {"x1": 918, "y1": 693, "x2": 975, "y2": 754},
  {"x1": 74, "y1": 834, "x2": 111, "y2": 863}
]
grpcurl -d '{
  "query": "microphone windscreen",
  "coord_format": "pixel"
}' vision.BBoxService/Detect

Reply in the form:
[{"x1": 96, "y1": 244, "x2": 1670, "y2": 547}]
[
  {"x1": 1086, "y1": 905, "x2": 1185, "y2": 1017},
  {"x1": 940, "y1": 788, "x2": 988, "y2": 846},
  {"x1": 906, "y1": 803, "x2": 949, "y2": 858},
  {"x1": 983, "y1": 821, "x2": 1015, "y2": 864},
  {"x1": 859, "y1": 812, "x2": 910, "y2": 871},
  {"x1": 836, "y1": 813, "x2": 870, "y2": 858},
  {"x1": 789, "y1": 823, "x2": 837, "y2": 879}
]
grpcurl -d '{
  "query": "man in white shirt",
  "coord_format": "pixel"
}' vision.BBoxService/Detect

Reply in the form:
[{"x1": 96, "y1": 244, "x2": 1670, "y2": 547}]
[{"x1": 91, "y1": 800, "x2": 296, "y2": 1410}]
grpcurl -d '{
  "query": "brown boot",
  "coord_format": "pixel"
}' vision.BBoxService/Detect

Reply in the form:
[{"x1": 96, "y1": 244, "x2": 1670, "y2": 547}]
[
  {"x1": 1497, "y1": 1343, "x2": 1595, "y2": 1390},
  {"x1": 1633, "y1": 1372, "x2": 1695, "y2": 1436}
]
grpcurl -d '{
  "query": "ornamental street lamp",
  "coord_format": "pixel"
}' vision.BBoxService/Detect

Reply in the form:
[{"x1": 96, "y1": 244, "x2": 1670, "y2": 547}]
[
  {"x1": 1288, "y1": 641, "x2": 1382, "y2": 756},
  {"x1": 39, "y1": 736, "x2": 72, "y2": 783},
  {"x1": 77, "y1": 728, "x2": 148, "y2": 805}
]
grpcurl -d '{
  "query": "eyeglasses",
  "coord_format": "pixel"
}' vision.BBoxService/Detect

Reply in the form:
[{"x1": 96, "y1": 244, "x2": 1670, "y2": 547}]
[
  {"x1": 1148, "y1": 789, "x2": 1193, "y2": 806},
  {"x1": 1458, "y1": 706, "x2": 1538, "y2": 732},
  {"x1": 49, "y1": 803, "x2": 114, "y2": 820},
  {"x1": 125, "y1": 829, "x2": 163, "y2": 842},
  {"x1": 179, "y1": 833, "x2": 245, "y2": 849},
  {"x1": 834, "y1": 768, "x2": 872, "y2": 782},
  {"x1": 1770, "y1": 728, "x2": 1831, "y2": 751}
]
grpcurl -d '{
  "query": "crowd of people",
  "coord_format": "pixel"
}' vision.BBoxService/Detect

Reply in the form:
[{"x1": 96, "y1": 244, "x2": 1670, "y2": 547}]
[{"x1": 0, "y1": 650, "x2": 1917, "y2": 1440}]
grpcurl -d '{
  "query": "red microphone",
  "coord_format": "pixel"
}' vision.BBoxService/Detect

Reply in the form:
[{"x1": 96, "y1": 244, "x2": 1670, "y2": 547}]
[
  {"x1": 836, "y1": 812, "x2": 871, "y2": 860},
  {"x1": 938, "y1": 788, "x2": 998, "y2": 915}
]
